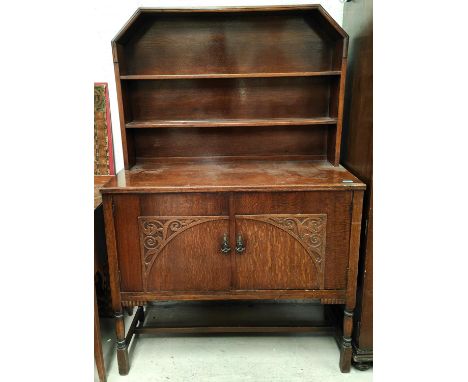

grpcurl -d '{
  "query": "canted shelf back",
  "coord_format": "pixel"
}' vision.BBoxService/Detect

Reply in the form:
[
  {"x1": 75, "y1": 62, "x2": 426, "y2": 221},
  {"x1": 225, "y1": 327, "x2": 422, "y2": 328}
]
[{"x1": 112, "y1": 6, "x2": 348, "y2": 168}]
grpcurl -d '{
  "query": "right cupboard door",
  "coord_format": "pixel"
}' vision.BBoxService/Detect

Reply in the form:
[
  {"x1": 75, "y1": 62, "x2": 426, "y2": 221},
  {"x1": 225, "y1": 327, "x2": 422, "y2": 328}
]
[
  {"x1": 232, "y1": 192, "x2": 353, "y2": 291},
  {"x1": 234, "y1": 214, "x2": 326, "y2": 289}
]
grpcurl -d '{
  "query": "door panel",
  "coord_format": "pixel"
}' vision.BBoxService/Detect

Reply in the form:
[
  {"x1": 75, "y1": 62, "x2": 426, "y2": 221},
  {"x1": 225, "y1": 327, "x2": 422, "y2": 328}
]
[
  {"x1": 234, "y1": 192, "x2": 352, "y2": 289},
  {"x1": 113, "y1": 193, "x2": 229, "y2": 293},
  {"x1": 234, "y1": 214, "x2": 326, "y2": 290},
  {"x1": 113, "y1": 191, "x2": 352, "y2": 294},
  {"x1": 138, "y1": 216, "x2": 231, "y2": 291}
]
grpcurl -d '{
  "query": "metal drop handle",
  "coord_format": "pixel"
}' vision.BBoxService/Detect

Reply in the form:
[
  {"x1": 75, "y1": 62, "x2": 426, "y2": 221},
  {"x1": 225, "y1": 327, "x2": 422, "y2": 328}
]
[
  {"x1": 220, "y1": 233, "x2": 231, "y2": 254},
  {"x1": 235, "y1": 234, "x2": 246, "y2": 254}
]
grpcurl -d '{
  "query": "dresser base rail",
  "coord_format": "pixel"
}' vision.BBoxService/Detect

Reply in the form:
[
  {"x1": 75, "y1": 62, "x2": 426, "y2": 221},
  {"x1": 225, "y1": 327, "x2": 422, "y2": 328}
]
[{"x1": 133, "y1": 325, "x2": 335, "y2": 335}]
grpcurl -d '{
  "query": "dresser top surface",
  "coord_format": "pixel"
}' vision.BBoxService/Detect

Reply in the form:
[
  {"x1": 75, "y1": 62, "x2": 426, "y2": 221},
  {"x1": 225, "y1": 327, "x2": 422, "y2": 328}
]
[{"x1": 100, "y1": 159, "x2": 365, "y2": 194}]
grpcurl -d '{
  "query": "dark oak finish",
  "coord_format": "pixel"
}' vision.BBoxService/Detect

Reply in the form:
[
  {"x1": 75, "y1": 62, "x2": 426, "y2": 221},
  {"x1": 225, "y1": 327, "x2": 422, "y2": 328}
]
[
  {"x1": 233, "y1": 192, "x2": 353, "y2": 290},
  {"x1": 103, "y1": 197, "x2": 129, "y2": 376},
  {"x1": 342, "y1": 0, "x2": 373, "y2": 369},
  {"x1": 120, "y1": 289, "x2": 347, "y2": 302},
  {"x1": 102, "y1": 6, "x2": 364, "y2": 375},
  {"x1": 126, "y1": 117, "x2": 337, "y2": 128},
  {"x1": 120, "y1": 71, "x2": 341, "y2": 80},
  {"x1": 132, "y1": 126, "x2": 330, "y2": 159},
  {"x1": 112, "y1": 5, "x2": 348, "y2": 169},
  {"x1": 340, "y1": 190, "x2": 364, "y2": 372},
  {"x1": 234, "y1": 216, "x2": 322, "y2": 289},
  {"x1": 125, "y1": 76, "x2": 337, "y2": 122},
  {"x1": 142, "y1": 218, "x2": 231, "y2": 291},
  {"x1": 117, "y1": 11, "x2": 344, "y2": 76}
]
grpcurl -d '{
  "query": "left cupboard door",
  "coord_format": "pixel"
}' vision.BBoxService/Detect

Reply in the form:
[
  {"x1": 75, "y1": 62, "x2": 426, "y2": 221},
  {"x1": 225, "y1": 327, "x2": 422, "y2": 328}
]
[
  {"x1": 138, "y1": 216, "x2": 232, "y2": 291},
  {"x1": 112, "y1": 194, "x2": 232, "y2": 292}
]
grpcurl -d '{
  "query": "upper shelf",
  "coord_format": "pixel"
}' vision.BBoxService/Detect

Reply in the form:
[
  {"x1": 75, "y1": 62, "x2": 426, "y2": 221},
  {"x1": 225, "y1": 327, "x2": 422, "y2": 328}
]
[
  {"x1": 120, "y1": 71, "x2": 341, "y2": 80},
  {"x1": 126, "y1": 117, "x2": 337, "y2": 129}
]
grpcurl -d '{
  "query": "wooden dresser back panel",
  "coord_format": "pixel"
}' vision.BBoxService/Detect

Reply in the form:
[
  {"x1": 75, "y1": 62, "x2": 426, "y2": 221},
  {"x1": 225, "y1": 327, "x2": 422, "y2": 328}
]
[
  {"x1": 132, "y1": 125, "x2": 329, "y2": 160},
  {"x1": 125, "y1": 77, "x2": 337, "y2": 122},
  {"x1": 120, "y1": 11, "x2": 343, "y2": 75}
]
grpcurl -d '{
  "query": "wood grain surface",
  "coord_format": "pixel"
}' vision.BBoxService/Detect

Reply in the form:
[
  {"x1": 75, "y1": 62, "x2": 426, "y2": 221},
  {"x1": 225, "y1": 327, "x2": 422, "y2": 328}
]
[
  {"x1": 131, "y1": 125, "x2": 330, "y2": 159},
  {"x1": 118, "y1": 11, "x2": 344, "y2": 76},
  {"x1": 125, "y1": 77, "x2": 336, "y2": 122},
  {"x1": 145, "y1": 220, "x2": 231, "y2": 291},
  {"x1": 233, "y1": 217, "x2": 321, "y2": 290},
  {"x1": 101, "y1": 159, "x2": 365, "y2": 194}
]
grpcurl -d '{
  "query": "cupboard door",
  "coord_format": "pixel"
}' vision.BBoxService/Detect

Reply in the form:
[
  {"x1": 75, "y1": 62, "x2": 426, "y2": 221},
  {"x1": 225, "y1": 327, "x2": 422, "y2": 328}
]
[
  {"x1": 233, "y1": 191, "x2": 353, "y2": 290},
  {"x1": 138, "y1": 216, "x2": 231, "y2": 292},
  {"x1": 234, "y1": 214, "x2": 327, "y2": 290}
]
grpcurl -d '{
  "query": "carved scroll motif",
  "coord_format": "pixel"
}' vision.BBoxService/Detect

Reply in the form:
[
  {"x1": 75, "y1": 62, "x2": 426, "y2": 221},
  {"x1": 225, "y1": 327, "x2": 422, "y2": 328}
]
[
  {"x1": 138, "y1": 216, "x2": 227, "y2": 276},
  {"x1": 239, "y1": 214, "x2": 327, "y2": 276}
]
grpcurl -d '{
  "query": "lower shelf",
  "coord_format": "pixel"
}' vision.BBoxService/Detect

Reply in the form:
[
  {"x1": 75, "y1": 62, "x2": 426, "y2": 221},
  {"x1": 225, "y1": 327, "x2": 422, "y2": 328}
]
[
  {"x1": 134, "y1": 326, "x2": 335, "y2": 335},
  {"x1": 127, "y1": 301, "x2": 336, "y2": 339}
]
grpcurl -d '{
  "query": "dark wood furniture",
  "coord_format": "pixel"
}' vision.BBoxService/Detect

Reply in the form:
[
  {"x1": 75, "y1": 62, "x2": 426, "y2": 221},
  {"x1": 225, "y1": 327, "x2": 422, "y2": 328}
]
[
  {"x1": 94, "y1": 175, "x2": 113, "y2": 382},
  {"x1": 342, "y1": 0, "x2": 373, "y2": 370},
  {"x1": 94, "y1": 82, "x2": 117, "y2": 382},
  {"x1": 101, "y1": 5, "x2": 365, "y2": 374}
]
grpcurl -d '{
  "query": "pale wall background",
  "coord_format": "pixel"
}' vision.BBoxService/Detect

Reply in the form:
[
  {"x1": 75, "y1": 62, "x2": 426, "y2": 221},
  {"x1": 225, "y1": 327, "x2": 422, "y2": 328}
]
[{"x1": 92, "y1": 1, "x2": 345, "y2": 172}]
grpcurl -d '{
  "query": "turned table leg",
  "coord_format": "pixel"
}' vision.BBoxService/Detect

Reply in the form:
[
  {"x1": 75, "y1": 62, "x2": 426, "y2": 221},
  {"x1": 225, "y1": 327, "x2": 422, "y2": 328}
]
[
  {"x1": 115, "y1": 310, "x2": 129, "y2": 375},
  {"x1": 339, "y1": 308, "x2": 354, "y2": 372}
]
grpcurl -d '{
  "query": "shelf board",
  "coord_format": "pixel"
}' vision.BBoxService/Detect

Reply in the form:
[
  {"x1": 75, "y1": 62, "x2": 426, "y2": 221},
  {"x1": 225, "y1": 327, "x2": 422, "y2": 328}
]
[
  {"x1": 120, "y1": 71, "x2": 341, "y2": 80},
  {"x1": 126, "y1": 118, "x2": 338, "y2": 129}
]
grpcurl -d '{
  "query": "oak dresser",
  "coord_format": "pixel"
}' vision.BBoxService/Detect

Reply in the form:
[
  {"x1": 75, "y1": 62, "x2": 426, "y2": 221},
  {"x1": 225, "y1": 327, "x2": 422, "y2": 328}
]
[{"x1": 101, "y1": 5, "x2": 366, "y2": 374}]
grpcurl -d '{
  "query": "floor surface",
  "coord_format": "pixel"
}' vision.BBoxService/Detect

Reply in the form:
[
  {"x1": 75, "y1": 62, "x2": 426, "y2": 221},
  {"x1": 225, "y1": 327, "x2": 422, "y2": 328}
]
[{"x1": 95, "y1": 301, "x2": 372, "y2": 382}]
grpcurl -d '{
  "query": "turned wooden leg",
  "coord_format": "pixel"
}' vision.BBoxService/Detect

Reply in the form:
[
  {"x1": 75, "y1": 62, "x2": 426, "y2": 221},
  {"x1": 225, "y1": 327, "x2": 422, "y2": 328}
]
[
  {"x1": 115, "y1": 310, "x2": 129, "y2": 375},
  {"x1": 138, "y1": 305, "x2": 145, "y2": 325},
  {"x1": 339, "y1": 308, "x2": 354, "y2": 373}
]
